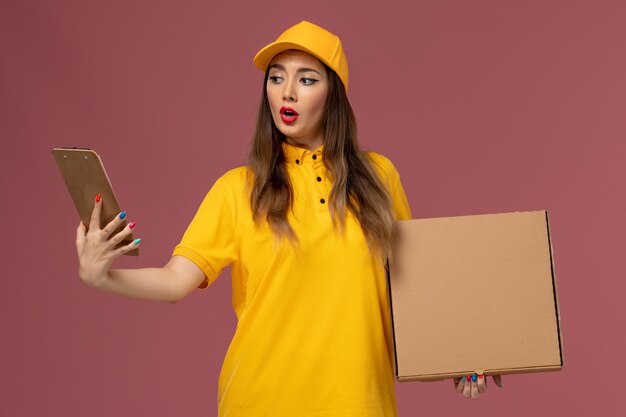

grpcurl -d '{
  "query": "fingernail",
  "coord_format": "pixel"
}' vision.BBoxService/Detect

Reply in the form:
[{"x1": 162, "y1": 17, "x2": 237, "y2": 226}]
[
  {"x1": 128, "y1": 221, "x2": 136, "y2": 229},
  {"x1": 119, "y1": 211, "x2": 126, "y2": 219},
  {"x1": 478, "y1": 374, "x2": 484, "y2": 379},
  {"x1": 95, "y1": 194, "x2": 101, "y2": 203},
  {"x1": 471, "y1": 374, "x2": 477, "y2": 382},
  {"x1": 133, "y1": 238, "x2": 141, "y2": 245},
  {"x1": 461, "y1": 376, "x2": 466, "y2": 382}
]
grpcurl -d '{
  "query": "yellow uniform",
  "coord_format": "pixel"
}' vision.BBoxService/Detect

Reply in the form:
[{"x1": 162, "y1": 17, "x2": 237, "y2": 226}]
[{"x1": 172, "y1": 142, "x2": 411, "y2": 416}]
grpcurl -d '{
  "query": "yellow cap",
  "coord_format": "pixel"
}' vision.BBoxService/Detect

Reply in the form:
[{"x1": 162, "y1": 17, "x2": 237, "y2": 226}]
[{"x1": 253, "y1": 21, "x2": 349, "y2": 92}]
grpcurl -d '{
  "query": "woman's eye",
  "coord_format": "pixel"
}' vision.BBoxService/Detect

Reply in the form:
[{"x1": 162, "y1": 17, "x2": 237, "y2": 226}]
[
  {"x1": 268, "y1": 76, "x2": 283, "y2": 84},
  {"x1": 301, "y1": 78, "x2": 318, "y2": 86}
]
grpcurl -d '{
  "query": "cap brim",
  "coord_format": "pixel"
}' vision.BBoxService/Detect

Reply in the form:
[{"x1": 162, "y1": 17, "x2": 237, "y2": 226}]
[{"x1": 253, "y1": 41, "x2": 332, "y2": 73}]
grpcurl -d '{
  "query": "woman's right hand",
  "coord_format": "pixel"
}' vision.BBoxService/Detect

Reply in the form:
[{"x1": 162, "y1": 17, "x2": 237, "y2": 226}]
[{"x1": 76, "y1": 194, "x2": 139, "y2": 287}]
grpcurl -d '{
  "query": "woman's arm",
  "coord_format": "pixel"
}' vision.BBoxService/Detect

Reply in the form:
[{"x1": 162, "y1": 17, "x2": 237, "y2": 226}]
[
  {"x1": 94, "y1": 256, "x2": 205, "y2": 303},
  {"x1": 76, "y1": 194, "x2": 205, "y2": 303}
]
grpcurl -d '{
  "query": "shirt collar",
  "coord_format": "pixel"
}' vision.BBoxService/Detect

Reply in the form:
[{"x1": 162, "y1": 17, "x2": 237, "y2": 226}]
[{"x1": 281, "y1": 141, "x2": 324, "y2": 165}]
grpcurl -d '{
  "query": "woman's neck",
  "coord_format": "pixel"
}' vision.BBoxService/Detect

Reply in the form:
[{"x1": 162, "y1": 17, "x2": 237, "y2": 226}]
[{"x1": 284, "y1": 135, "x2": 323, "y2": 151}]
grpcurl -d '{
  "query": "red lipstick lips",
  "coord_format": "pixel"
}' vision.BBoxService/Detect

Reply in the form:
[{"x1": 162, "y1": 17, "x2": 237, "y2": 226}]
[{"x1": 280, "y1": 106, "x2": 299, "y2": 124}]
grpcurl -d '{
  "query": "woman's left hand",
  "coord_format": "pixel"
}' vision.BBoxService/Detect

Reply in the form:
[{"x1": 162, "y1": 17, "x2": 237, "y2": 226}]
[{"x1": 452, "y1": 374, "x2": 503, "y2": 399}]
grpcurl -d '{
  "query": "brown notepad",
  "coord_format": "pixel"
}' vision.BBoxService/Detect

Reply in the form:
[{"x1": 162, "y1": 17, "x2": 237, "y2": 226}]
[{"x1": 52, "y1": 147, "x2": 138, "y2": 256}]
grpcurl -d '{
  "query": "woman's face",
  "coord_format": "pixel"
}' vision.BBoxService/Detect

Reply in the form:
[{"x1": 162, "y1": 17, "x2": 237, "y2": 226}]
[{"x1": 266, "y1": 50, "x2": 329, "y2": 150}]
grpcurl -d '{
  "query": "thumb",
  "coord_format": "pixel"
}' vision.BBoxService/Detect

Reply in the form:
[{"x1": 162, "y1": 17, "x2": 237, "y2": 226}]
[
  {"x1": 493, "y1": 375, "x2": 503, "y2": 388},
  {"x1": 76, "y1": 221, "x2": 87, "y2": 248},
  {"x1": 76, "y1": 221, "x2": 86, "y2": 243}
]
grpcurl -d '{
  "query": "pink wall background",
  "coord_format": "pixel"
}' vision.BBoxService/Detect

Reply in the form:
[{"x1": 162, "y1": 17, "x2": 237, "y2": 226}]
[{"x1": 2, "y1": 0, "x2": 624, "y2": 415}]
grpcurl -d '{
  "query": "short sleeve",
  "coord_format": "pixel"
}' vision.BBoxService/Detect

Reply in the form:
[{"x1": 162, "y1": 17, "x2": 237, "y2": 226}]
[
  {"x1": 171, "y1": 175, "x2": 238, "y2": 289},
  {"x1": 391, "y1": 176, "x2": 412, "y2": 221},
  {"x1": 368, "y1": 152, "x2": 413, "y2": 221}
]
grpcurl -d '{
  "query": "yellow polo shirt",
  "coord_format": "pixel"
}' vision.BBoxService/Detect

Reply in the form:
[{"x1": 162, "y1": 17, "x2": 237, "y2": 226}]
[{"x1": 172, "y1": 142, "x2": 411, "y2": 417}]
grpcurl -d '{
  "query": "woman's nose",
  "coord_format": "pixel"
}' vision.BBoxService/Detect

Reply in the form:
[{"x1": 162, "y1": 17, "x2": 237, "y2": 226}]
[{"x1": 282, "y1": 80, "x2": 297, "y2": 102}]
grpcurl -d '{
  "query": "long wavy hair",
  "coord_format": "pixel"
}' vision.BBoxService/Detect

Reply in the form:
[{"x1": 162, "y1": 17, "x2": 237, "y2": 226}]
[{"x1": 247, "y1": 62, "x2": 395, "y2": 259}]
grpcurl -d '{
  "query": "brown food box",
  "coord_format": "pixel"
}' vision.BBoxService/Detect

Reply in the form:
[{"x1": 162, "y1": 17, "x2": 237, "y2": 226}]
[{"x1": 387, "y1": 210, "x2": 563, "y2": 381}]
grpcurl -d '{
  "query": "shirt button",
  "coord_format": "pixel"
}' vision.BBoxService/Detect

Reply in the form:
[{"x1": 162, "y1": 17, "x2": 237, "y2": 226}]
[
  {"x1": 312, "y1": 154, "x2": 317, "y2": 160},
  {"x1": 316, "y1": 176, "x2": 322, "y2": 182},
  {"x1": 320, "y1": 198, "x2": 326, "y2": 204},
  {"x1": 295, "y1": 159, "x2": 300, "y2": 164}
]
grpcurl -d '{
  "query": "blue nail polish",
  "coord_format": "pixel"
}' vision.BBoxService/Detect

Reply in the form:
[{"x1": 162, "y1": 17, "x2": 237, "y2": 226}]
[
  {"x1": 119, "y1": 211, "x2": 126, "y2": 219},
  {"x1": 471, "y1": 374, "x2": 477, "y2": 382}
]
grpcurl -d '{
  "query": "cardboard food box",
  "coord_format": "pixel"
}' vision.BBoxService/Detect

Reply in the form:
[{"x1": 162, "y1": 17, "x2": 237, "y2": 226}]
[{"x1": 387, "y1": 210, "x2": 563, "y2": 381}]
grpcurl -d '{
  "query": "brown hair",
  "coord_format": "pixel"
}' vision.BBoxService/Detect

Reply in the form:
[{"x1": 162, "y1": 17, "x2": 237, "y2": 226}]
[{"x1": 247, "y1": 65, "x2": 394, "y2": 259}]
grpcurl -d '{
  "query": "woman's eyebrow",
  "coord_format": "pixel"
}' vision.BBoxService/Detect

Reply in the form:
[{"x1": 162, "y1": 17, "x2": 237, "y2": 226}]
[
  {"x1": 269, "y1": 63, "x2": 321, "y2": 75},
  {"x1": 297, "y1": 67, "x2": 321, "y2": 75}
]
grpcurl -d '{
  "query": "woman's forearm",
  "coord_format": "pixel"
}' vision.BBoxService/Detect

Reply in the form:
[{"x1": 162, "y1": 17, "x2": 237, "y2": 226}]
[
  {"x1": 87, "y1": 256, "x2": 205, "y2": 302},
  {"x1": 91, "y1": 267, "x2": 183, "y2": 303}
]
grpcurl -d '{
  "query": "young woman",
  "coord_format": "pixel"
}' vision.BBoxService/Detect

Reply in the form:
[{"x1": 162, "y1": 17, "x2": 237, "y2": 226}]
[{"x1": 76, "y1": 21, "x2": 500, "y2": 416}]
